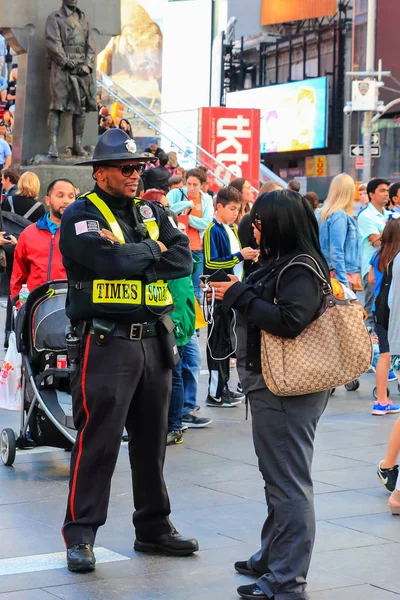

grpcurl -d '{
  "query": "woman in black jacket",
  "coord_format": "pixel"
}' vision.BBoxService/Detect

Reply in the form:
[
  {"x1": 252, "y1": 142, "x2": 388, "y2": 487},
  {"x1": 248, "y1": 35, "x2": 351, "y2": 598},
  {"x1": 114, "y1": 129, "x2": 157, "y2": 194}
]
[
  {"x1": 2, "y1": 171, "x2": 45, "y2": 222},
  {"x1": 209, "y1": 190, "x2": 331, "y2": 600}
]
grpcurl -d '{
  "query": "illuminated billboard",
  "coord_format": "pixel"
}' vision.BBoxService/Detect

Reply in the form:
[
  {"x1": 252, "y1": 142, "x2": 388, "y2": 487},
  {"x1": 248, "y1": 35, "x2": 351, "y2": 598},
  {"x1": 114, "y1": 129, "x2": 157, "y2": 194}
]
[
  {"x1": 226, "y1": 77, "x2": 328, "y2": 154},
  {"x1": 261, "y1": 0, "x2": 337, "y2": 26},
  {"x1": 97, "y1": 0, "x2": 212, "y2": 115}
]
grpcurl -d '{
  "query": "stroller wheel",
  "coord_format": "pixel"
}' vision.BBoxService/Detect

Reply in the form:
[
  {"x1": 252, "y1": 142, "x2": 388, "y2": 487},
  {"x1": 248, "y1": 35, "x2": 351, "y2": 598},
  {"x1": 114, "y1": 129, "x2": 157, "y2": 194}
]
[
  {"x1": 373, "y1": 387, "x2": 389, "y2": 400},
  {"x1": 345, "y1": 380, "x2": 360, "y2": 391},
  {"x1": 1, "y1": 429, "x2": 17, "y2": 466}
]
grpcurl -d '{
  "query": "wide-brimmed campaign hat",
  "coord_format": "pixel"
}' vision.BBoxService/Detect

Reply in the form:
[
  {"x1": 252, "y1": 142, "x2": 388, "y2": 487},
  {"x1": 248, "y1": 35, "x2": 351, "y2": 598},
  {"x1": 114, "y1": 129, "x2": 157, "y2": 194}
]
[{"x1": 76, "y1": 129, "x2": 156, "y2": 166}]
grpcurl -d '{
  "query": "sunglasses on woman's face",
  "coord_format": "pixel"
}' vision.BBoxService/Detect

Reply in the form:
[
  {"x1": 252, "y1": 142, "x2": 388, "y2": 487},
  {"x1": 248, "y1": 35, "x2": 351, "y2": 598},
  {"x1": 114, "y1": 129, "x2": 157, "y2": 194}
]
[{"x1": 252, "y1": 215, "x2": 262, "y2": 231}]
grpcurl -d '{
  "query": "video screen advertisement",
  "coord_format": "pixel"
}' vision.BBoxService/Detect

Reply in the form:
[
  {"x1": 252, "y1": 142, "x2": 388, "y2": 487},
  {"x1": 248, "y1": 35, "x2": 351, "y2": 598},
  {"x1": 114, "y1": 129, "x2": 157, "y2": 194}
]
[{"x1": 226, "y1": 77, "x2": 328, "y2": 154}]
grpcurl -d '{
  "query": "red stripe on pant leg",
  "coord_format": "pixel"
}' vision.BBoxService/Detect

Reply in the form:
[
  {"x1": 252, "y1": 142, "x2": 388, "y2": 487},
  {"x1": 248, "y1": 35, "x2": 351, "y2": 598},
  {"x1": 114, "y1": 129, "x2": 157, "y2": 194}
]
[{"x1": 69, "y1": 334, "x2": 92, "y2": 522}]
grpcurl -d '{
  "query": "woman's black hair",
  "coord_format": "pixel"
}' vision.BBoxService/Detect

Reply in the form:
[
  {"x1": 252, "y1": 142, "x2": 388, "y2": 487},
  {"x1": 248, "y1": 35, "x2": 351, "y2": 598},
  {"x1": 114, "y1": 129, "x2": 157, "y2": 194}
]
[
  {"x1": 251, "y1": 190, "x2": 330, "y2": 281},
  {"x1": 119, "y1": 118, "x2": 133, "y2": 138}
]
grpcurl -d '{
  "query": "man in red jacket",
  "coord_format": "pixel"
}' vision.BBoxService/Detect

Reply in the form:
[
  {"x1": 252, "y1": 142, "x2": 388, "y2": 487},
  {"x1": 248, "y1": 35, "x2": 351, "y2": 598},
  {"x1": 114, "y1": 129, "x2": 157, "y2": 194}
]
[{"x1": 10, "y1": 179, "x2": 76, "y2": 298}]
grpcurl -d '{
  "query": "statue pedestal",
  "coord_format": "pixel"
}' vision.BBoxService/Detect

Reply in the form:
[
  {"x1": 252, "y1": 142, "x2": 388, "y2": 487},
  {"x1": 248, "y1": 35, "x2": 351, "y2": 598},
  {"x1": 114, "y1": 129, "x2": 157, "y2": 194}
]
[{"x1": 21, "y1": 164, "x2": 94, "y2": 202}]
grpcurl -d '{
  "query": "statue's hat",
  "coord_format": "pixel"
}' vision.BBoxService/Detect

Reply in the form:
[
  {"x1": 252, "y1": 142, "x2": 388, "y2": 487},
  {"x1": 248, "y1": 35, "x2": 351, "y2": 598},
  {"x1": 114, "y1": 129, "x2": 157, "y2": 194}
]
[{"x1": 76, "y1": 129, "x2": 156, "y2": 165}]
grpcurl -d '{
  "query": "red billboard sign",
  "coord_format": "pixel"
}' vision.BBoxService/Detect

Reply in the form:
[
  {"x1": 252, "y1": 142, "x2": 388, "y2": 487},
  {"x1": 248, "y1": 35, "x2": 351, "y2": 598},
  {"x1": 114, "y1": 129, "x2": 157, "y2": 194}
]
[{"x1": 200, "y1": 107, "x2": 261, "y2": 192}]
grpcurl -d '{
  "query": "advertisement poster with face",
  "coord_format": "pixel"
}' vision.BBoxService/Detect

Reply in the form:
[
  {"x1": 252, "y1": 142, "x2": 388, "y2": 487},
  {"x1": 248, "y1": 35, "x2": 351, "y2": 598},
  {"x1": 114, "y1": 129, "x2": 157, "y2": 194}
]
[
  {"x1": 97, "y1": 0, "x2": 163, "y2": 112},
  {"x1": 97, "y1": 0, "x2": 213, "y2": 154}
]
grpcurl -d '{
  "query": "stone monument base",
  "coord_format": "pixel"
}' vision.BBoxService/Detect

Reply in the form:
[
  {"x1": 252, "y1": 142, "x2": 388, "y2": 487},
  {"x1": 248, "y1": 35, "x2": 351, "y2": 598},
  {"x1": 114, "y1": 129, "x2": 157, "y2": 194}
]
[{"x1": 21, "y1": 164, "x2": 94, "y2": 204}]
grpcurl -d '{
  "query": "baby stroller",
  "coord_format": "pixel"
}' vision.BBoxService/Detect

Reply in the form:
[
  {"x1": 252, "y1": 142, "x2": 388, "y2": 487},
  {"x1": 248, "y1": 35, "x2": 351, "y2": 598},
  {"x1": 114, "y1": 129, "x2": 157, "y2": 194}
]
[
  {"x1": 0, "y1": 280, "x2": 76, "y2": 466},
  {"x1": 331, "y1": 333, "x2": 400, "y2": 397}
]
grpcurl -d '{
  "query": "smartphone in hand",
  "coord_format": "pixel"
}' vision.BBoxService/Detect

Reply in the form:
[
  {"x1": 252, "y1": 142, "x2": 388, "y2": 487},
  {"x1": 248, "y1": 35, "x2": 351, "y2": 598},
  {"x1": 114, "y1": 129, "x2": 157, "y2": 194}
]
[{"x1": 202, "y1": 269, "x2": 231, "y2": 283}]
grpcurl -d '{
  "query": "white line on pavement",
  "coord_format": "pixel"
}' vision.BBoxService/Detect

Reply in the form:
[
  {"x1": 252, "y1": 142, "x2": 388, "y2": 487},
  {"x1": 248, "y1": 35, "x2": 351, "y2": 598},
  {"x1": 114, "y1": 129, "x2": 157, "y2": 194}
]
[
  {"x1": 16, "y1": 446, "x2": 65, "y2": 455},
  {"x1": 0, "y1": 547, "x2": 130, "y2": 577}
]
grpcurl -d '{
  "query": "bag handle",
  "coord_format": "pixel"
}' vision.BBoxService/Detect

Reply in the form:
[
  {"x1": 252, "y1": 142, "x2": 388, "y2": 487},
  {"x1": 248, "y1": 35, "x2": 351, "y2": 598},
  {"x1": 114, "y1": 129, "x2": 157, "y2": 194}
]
[
  {"x1": 180, "y1": 188, "x2": 192, "y2": 216},
  {"x1": 287, "y1": 253, "x2": 327, "y2": 279},
  {"x1": 274, "y1": 254, "x2": 332, "y2": 304}
]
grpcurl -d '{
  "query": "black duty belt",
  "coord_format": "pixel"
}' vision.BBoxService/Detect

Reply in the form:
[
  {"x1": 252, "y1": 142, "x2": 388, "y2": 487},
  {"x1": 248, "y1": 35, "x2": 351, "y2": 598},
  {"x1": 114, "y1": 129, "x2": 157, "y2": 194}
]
[{"x1": 88, "y1": 321, "x2": 158, "y2": 341}]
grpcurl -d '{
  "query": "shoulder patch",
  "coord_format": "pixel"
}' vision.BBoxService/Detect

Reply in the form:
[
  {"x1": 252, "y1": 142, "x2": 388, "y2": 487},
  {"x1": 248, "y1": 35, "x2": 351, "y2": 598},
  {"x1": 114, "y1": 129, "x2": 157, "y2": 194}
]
[
  {"x1": 140, "y1": 204, "x2": 154, "y2": 220},
  {"x1": 75, "y1": 220, "x2": 100, "y2": 235}
]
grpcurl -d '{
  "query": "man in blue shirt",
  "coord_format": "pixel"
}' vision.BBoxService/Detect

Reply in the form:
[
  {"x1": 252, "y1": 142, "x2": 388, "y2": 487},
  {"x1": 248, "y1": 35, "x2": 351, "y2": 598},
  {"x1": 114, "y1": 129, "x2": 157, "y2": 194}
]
[
  {"x1": 358, "y1": 178, "x2": 390, "y2": 327},
  {"x1": 389, "y1": 183, "x2": 400, "y2": 213},
  {"x1": 0, "y1": 138, "x2": 11, "y2": 170}
]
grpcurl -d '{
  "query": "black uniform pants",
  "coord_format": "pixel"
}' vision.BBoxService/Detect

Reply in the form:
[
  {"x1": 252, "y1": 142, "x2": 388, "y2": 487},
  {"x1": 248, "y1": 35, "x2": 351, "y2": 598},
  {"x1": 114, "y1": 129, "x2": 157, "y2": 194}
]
[
  {"x1": 206, "y1": 303, "x2": 232, "y2": 398},
  {"x1": 62, "y1": 333, "x2": 173, "y2": 547}
]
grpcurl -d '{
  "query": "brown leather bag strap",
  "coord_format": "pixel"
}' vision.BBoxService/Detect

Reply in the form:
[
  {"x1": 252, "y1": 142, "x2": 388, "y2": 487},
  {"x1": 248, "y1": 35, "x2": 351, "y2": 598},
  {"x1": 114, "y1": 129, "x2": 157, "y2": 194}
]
[{"x1": 274, "y1": 255, "x2": 332, "y2": 304}]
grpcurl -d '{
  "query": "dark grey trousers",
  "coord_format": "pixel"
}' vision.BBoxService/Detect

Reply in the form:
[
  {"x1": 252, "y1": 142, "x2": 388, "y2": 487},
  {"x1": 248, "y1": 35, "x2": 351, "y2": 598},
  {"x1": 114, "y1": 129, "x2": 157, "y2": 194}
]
[
  {"x1": 362, "y1": 273, "x2": 375, "y2": 329},
  {"x1": 247, "y1": 387, "x2": 329, "y2": 600}
]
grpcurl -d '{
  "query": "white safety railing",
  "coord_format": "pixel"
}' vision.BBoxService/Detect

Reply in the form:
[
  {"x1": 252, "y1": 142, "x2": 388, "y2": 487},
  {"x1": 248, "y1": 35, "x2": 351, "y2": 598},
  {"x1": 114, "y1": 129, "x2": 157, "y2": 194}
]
[{"x1": 97, "y1": 70, "x2": 261, "y2": 191}]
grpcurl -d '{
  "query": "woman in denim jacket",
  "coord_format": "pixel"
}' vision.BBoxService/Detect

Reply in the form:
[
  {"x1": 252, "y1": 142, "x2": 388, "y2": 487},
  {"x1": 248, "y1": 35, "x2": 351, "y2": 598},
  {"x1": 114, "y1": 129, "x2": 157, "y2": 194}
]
[{"x1": 319, "y1": 173, "x2": 360, "y2": 286}]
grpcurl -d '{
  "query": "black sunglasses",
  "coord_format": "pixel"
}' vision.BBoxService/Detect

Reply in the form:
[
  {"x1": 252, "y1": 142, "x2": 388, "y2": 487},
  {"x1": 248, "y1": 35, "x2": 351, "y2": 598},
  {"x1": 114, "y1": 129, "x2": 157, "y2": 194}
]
[
  {"x1": 252, "y1": 214, "x2": 262, "y2": 231},
  {"x1": 103, "y1": 163, "x2": 144, "y2": 177}
]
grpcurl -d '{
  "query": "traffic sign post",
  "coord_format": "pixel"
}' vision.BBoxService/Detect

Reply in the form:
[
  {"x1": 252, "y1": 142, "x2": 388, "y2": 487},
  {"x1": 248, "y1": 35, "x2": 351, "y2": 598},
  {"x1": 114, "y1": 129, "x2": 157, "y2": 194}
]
[
  {"x1": 371, "y1": 132, "x2": 380, "y2": 144},
  {"x1": 350, "y1": 144, "x2": 381, "y2": 158}
]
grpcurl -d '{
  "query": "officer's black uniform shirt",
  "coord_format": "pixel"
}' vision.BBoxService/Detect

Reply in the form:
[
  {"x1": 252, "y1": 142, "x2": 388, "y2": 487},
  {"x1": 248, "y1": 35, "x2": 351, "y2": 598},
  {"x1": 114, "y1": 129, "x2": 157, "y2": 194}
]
[{"x1": 60, "y1": 184, "x2": 192, "y2": 324}]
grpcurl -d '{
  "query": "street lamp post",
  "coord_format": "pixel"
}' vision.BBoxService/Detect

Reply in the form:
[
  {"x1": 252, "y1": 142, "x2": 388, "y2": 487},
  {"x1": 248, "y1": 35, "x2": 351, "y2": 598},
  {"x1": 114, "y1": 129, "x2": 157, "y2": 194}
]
[
  {"x1": 344, "y1": 0, "x2": 391, "y2": 182},
  {"x1": 363, "y1": 0, "x2": 377, "y2": 182}
]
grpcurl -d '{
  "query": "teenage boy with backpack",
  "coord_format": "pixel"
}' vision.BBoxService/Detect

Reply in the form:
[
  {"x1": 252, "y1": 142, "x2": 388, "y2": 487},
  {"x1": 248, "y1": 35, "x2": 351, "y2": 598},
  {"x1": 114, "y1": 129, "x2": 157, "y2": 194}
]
[{"x1": 203, "y1": 186, "x2": 258, "y2": 407}]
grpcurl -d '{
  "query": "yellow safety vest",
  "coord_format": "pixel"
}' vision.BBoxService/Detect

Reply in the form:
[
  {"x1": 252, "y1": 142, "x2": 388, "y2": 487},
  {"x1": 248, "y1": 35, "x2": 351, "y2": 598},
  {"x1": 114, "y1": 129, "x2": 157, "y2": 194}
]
[
  {"x1": 85, "y1": 192, "x2": 173, "y2": 309},
  {"x1": 86, "y1": 193, "x2": 160, "y2": 243}
]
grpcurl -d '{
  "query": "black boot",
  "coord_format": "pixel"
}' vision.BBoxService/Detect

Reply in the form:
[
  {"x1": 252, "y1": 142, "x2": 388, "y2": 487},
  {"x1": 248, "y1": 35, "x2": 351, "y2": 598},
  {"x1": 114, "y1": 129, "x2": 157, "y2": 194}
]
[
  {"x1": 47, "y1": 110, "x2": 61, "y2": 158},
  {"x1": 134, "y1": 528, "x2": 199, "y2": 556},
  {"x1": 67, "y1": 543, "x2": 96, "y2": 573},
  {"x1": 72, "y1": 114, "x2": 87, "y2": 156}
]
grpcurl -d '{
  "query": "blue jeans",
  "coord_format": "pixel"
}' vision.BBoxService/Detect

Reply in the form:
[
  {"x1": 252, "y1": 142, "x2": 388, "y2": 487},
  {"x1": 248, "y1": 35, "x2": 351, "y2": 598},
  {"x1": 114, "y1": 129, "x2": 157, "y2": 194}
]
[
  {"x1": 168, "y1": 334, "x2": 202, "y2": 431},
  {"x1": 192, "y1": 250, "x2": 204, "y2": 306}
]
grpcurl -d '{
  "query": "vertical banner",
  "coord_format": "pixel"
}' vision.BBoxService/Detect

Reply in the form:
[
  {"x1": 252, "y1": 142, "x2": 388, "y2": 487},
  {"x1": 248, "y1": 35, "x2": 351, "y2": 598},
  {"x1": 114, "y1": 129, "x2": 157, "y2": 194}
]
[
  {"x1": 315, "y1": 155, "x2": 328, "y2": 177},
  {"x1": 305, "y1": 156, "x2": 315, "y2": 177},
  {"x1": 200, "y1": 107, "x2": 261, "y2": 191}
]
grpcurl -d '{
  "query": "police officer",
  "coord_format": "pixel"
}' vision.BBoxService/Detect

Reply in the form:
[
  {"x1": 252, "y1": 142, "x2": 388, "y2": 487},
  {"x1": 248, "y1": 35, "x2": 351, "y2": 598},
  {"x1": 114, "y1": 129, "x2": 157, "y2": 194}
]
[{"x1": 60, "y1": 129, "x2": 198, "y2": 573}]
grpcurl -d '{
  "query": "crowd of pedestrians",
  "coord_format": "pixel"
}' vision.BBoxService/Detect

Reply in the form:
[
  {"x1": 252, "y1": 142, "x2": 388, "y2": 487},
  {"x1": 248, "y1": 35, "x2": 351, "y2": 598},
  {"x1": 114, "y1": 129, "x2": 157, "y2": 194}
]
[
  {"x1": 0, "y1": 36, "x2": 16, "y2": 159},
  {"x1": 4, "y1": 153, "x2": 400, "y2": 430}
]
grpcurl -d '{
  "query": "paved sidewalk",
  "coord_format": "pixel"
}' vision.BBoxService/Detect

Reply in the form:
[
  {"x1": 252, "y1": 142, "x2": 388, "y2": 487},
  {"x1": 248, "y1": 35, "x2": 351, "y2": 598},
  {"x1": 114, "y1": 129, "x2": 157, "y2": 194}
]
[{"x1": 0, "y1": 326, "x2": 400, "y2": 598}]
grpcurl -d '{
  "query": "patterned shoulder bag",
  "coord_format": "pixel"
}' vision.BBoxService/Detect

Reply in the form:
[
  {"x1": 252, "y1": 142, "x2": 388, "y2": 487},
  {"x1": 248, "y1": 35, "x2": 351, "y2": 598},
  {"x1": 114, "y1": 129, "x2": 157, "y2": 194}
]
[{"x1": 260, "y1": 254, "x2": 373, "y2": 397}]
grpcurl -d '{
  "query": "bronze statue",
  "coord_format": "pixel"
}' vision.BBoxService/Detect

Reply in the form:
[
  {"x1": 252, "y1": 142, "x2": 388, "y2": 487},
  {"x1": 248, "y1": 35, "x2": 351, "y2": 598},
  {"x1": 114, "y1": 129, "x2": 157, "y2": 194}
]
[{"x1": 45, "y1": 0, "x2": 97, "y2": 158}]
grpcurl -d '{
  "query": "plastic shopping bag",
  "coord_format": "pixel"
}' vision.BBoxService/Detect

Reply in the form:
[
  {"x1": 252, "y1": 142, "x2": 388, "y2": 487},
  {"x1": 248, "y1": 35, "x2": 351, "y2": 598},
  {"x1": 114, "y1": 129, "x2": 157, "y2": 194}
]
[{"x1": 0, "y1": 332, "x2": 22, "y2": 411}]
